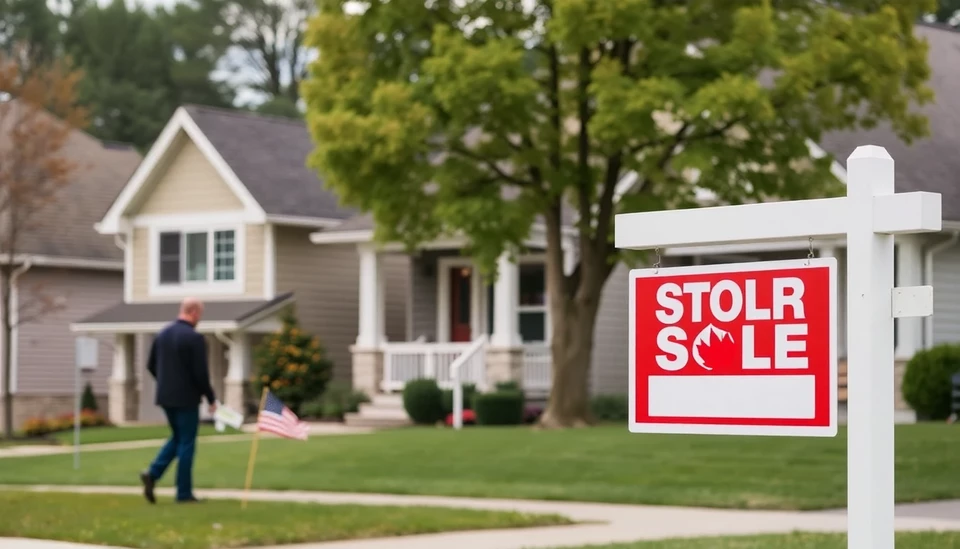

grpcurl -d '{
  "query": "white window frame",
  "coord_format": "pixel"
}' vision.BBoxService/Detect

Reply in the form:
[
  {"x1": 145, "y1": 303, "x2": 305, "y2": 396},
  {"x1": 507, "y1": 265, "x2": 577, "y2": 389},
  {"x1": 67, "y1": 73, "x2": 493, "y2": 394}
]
[
  {"x1": 148, "y1": 220, "x2": 245, "y2": 297},
  {"x1": 518, "y1": 255, "x2": 550, "y2": 343},
  {"x1": 435, "y1": 254, "x2": 551, "y2": 344}
]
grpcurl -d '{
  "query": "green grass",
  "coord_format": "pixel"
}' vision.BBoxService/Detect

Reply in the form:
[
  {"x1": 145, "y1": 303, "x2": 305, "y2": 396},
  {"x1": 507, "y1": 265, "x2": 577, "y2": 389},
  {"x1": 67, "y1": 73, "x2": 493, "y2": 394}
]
[
  {"x1": 2, "y1": 424, "x2": 960, "y2": 510},
  {"x1": 0, "y1": 490, "x2": 570, "y2": 549},
  {"x1": 558, "y1": 532, "x2": 960, "y2": 548},
  {"x1": 49, "y1": 423, "x2": 236, "y2": 445}
]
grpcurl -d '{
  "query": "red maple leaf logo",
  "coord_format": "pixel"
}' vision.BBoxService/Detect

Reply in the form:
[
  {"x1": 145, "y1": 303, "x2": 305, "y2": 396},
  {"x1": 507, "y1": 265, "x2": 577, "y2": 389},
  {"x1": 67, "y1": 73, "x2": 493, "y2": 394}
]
[{"x1": 693, "y1": 325, "x2": 740, "y2": 371}]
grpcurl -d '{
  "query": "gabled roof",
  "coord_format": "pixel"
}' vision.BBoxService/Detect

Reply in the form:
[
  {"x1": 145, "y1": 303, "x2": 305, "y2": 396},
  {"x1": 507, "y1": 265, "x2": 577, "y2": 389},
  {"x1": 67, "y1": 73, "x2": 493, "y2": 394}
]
[
  {"x1": 0, "y1": 99, "x2": 142, "y2": 262},
  {"x1": 184, "y1": 106, "x2": 355, "y2": 222},
  {"x1": 818, "y1": 23, "x2": 960, "y2": 222},
  {"x1": 97, "y1": 106, "x2": 353, "y2": 234},
  {"x1": 71, "y1": 292, "x2": 294, "y2": 333}
]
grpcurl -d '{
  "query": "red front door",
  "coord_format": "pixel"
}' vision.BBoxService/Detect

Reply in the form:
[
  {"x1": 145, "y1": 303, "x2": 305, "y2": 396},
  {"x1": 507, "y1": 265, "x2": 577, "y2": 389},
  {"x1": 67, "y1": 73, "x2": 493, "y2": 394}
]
[{"x1": 449, "y1": 266, "x2": 472, "y2": 342}]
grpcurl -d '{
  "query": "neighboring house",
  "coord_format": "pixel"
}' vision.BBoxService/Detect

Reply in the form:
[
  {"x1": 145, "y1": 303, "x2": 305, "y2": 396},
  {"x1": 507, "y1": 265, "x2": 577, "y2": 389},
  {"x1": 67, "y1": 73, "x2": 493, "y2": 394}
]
[
  {"x1": 72, "y1": 105, "x2": 409, "y2": 424},
  {"x1": 0, "y1": 102, "x2": 141, "y2": 429}
]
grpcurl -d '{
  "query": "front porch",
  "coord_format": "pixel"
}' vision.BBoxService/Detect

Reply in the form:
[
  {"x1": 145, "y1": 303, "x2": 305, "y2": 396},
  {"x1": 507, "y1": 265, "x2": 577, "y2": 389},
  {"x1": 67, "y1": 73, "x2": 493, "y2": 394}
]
[
  {"x1": 70, "y1": 294, "x2": 294, "y2": 424},
  {"x1": 350, "y1": 245, "x2": 558, "y2": 397}
]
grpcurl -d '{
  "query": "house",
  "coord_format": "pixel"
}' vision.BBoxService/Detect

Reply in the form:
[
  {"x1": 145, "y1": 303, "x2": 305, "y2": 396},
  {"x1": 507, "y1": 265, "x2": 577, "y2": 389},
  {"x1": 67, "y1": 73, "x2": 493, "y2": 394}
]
[
  {"x1": 72, "y1": 105, "x2": 410, "y2": 424},
  {"x1": 0, "y1": 100, "x2": 141, "y2": 429}
]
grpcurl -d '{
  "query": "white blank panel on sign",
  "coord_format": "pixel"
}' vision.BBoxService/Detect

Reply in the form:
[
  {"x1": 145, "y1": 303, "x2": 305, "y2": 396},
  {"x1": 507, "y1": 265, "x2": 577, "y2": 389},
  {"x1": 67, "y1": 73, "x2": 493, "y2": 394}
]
[{"x1": 648, "y1": 375, "x2": 816, "y2": 419}]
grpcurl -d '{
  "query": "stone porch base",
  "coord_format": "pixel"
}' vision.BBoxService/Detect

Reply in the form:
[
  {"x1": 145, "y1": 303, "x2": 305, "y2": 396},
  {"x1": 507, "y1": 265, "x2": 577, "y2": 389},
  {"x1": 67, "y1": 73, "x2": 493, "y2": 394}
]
[
  {"x1": 351, "y1": 346, "x2": 383, "y2": 396},
  {"x1": 485, "y1": 347, "x2": 523, "y2": 386}
]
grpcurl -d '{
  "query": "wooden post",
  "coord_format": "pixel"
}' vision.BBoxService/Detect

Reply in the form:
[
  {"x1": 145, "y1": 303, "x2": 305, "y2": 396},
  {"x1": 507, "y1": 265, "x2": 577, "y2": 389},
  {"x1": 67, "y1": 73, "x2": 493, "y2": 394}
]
[{"x1": 241, "y1": 387, "x2": 269, "y2": 510}]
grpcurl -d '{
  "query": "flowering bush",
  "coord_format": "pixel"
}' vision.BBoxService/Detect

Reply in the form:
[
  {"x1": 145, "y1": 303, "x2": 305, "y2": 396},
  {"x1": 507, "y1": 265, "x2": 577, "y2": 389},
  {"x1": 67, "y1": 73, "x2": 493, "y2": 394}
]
[
  {"x1": 252, "y1": 308, "x2": 333, "y2": 415},
  {"x1": 444, "y1": 409, "x2": 476, "y2": 427},
  {"x1": 21, "y1": 410, "x2": 110, "y2": 437}
]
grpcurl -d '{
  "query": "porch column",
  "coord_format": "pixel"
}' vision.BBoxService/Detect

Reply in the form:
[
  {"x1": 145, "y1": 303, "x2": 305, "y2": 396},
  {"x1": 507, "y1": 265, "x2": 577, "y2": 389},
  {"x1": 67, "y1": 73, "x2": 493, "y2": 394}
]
[
  {"x1": 894, "y1": 235, "x2": 924, "y2": 359},
  {"x1": 356, "y1": 244, "x2": 383, "y2": 348},
  {"x1": 895, "y1": 234, "x2": 925, "y2": 412},
  {"x1": 491, "y1": 252, "x2": 520, "y2": 347},
  {"x1": 352, "y1": 244, "x2": 384, "y2": 396},
  {"x1": 108, "y1": 333, "x2": 137, "y2": 425},
  {"x1": 225, "y1": 332, "x2": 250, "y2": 417},
  {"x1": 488, "y1": 252, "x2": 523, "y2": 386}
]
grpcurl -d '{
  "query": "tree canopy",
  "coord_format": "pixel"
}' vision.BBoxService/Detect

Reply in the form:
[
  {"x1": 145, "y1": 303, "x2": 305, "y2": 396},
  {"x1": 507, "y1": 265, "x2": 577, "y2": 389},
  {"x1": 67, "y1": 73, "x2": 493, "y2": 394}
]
[{"x1": 303, "y1": 0, "x2": 934, "y2": 426}]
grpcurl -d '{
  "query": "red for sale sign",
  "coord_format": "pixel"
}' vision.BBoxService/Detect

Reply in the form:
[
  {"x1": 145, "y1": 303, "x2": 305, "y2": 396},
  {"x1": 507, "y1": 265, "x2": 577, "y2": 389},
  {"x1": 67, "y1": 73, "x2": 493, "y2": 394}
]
[{"x1": 629, "y1": 258, "x2": 837, "y2": 437}]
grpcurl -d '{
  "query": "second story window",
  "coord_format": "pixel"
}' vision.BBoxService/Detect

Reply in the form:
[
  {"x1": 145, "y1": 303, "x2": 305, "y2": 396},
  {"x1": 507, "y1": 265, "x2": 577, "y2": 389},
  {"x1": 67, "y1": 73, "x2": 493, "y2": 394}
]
[{"x1": 158, "y1": 229, "x2": 236, "y2": 285}]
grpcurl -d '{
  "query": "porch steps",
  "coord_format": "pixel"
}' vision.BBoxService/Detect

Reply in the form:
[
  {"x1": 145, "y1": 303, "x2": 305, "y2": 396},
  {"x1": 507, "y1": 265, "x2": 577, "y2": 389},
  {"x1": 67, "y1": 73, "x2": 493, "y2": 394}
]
[{"x1": 345, "y1": 394, "x2": 412, "y2": 429}]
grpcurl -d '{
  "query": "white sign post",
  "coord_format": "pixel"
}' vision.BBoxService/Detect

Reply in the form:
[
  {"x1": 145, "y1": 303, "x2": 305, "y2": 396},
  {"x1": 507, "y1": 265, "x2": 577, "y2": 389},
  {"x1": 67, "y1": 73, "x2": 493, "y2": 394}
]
[
  {"x1": 74, "y1": 336, "x2": 99, "y2": 470},
  {"x1": 615, "y1": 146, "x2": 940, "y2": 549}
]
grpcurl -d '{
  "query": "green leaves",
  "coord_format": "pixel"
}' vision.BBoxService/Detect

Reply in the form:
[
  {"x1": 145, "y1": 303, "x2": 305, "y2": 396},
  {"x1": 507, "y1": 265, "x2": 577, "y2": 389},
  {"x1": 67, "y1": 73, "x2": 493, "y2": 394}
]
[{"x1": 303, "y1": 0, "x2": 933, "y2": 281}]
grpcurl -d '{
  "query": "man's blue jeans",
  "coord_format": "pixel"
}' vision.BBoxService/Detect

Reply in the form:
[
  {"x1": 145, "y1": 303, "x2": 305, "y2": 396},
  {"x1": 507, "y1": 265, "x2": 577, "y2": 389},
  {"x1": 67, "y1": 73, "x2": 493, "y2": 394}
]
[{"x1": 147, "y1": 406, "x2": 199, "y2": 501}]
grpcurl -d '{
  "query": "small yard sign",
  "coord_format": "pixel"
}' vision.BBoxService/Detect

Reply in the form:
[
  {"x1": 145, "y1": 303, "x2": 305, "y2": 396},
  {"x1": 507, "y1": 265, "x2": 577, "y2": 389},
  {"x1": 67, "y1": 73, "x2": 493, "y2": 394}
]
[{"x1": 629, "y1": 259, "x2": 837, "y2": 437}]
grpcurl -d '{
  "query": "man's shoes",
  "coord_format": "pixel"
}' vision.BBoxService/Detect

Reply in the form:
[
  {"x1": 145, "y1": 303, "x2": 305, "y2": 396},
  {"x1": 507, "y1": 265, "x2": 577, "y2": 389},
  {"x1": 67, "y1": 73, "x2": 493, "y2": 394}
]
[
  {"x1": 176, "y1": 497, "x2": 204, "y2": 504},
  {"x1": 139, "y1": 472, "x2": 156, "y2": 504}
]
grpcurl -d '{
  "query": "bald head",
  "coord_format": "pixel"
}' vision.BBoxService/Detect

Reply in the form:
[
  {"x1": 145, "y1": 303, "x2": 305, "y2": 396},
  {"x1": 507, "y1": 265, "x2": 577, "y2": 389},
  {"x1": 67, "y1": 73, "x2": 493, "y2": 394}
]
[{"x1": 178, "y1": 297, "x2": 204, "y2": 326}]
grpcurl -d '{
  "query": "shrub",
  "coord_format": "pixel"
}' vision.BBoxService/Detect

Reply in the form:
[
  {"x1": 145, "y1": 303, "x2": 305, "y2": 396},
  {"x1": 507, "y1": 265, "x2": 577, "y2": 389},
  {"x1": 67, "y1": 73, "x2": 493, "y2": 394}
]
[
  {"x1": 591, "y1": 394, "x2": 629, "y2": 422},
  {"x1": 308, "y1": 381, "x2": 370, "y2": 421},
  {"x1": 474, "y1": 390, "x2": 525, "y2": 425},
  {"x1": 81, "y1": 382, "x2": 98, "y2": 412},
  {"x1": 22, "y1": 417, "x2": 52, "y2": 437},
  {"x1": 441, "y1": 383, "x2": 477, "y2": 415},
  {"x1": 253, "y1": 308, "x2": 334, "y2": 415},
  {"x1": 495, "y1": 381, "x2": 522, "y2": 393},
  {"x1": 902, "y1": 343, "x2": 960, "y2": 420},
  {"x1": 21, "y1": 410, "x2": 109, "y2": 437},
  {"x1": 524, "y1": 405, "x2": 543, "y2": 424},
  {"x1": 300, "y1": 398, "x2": 325, "y2": 419},
  {"x1": 403, "y1": 379, "x2": 445, "y2": 424}
]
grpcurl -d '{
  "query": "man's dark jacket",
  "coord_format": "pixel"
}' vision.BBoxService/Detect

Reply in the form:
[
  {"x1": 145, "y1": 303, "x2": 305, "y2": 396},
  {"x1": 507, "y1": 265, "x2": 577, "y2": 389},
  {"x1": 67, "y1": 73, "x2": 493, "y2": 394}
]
[{"x1": 147, "y1": 319, "x2": 216, "y2": 408}]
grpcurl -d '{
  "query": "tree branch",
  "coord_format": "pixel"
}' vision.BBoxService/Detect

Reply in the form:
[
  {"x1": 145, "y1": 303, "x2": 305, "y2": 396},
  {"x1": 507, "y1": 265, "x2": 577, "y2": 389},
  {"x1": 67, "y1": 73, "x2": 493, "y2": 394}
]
[
  {"x1": 546, "y1": 44, "x2": 562, "y2": 170},
  {"x1": 448, "y1": 145, "x2": 535, "y2": 188}
]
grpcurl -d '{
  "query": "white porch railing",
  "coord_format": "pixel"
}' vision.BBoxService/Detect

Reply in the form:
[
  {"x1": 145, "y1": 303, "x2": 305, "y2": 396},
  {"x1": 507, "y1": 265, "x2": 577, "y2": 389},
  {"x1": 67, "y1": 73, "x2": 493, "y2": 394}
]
[
  {"x1": 522, "y1": 344, "x2": 552, "y2": 393},
  {"x1": 381, "y1": 340, "x2": 552, "y2": 394},
  {"x1": 382, "y1": 341, "x2": 487, "y2": 392}
]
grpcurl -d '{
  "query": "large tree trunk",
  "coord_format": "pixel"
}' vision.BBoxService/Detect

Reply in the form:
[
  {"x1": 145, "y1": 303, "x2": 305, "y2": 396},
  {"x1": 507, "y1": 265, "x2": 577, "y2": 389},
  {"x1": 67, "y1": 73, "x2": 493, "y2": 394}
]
[
  {"x1": 538, "y1": 299, "x2": 599, "y2": 428},
  {"x1": 537, "y1": 202, "x2": 607, "y2": 428}
]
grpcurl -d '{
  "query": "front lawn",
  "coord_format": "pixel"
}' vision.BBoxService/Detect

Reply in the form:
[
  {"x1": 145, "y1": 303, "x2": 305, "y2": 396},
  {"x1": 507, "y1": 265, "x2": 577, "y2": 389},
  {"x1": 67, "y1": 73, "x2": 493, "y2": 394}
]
[
  {"x1": 1, "y1": 424, "x2": 959, "y2": 510},
  {"x1": 0, "y1": 490, "x2": 570, "y2": 549},
  {"x1": 557, "y1": 532, "x2": 960, "y2": 548}
]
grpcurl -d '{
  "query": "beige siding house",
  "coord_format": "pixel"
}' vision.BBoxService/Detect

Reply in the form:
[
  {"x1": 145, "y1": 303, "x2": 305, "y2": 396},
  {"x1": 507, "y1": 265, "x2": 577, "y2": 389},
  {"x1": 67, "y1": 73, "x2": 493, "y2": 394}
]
[
  {"x1": 0, "y1": 100, "x2": 142, "y2": 429},
  {"x1": 73, "y1": 105, "x2": 409, "y2": 423}
]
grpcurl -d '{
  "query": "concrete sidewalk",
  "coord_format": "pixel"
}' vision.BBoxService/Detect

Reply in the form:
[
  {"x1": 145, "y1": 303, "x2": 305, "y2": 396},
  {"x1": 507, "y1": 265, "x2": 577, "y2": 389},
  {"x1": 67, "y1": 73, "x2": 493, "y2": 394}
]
[
  {"x1": 10, "y1": 485, "x2": 960, "y2": 549},
  {"x1": 1, "y1": 540, "x2": 125, "y2": 549},
  {"x1": 0, "y1": 424, "x2": 372, "y2": 459}
]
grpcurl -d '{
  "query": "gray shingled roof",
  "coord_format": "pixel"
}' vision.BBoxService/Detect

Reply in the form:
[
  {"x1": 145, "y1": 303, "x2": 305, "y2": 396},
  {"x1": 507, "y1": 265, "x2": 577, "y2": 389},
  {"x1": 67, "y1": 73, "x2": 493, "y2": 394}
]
[
  {"x1": 0, "y1": 100, "x2": 142, "y2": 261},
  {"x1": 76, "y1": 292, "x2": 293, "y2": 326},
  {"x1": 819, "y1": 24, "x2": 960, "y2": 221},
  {"x1": 183, "y1": 105, "x2": 355, "y2": 221}
]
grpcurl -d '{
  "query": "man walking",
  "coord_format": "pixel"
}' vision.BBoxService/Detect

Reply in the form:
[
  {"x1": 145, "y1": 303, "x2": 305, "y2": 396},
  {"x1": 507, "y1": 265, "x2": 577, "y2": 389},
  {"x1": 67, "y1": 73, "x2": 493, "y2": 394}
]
[{"x1": 139, "y1": 297, "x2": 217, "y2": 504}]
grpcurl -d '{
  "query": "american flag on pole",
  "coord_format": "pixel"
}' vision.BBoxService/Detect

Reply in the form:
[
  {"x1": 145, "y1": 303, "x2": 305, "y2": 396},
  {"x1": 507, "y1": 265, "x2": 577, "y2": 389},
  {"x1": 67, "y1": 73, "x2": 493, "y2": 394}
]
[{"x1": 257, "y1": 390, "x2": 309, "y2": 440}]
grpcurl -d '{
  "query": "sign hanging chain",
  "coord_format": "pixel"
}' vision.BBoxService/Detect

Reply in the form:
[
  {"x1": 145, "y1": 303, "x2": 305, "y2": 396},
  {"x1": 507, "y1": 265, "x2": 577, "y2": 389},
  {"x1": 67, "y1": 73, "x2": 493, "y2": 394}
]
[
  {"x1": 653, "y1": 247, "x2": 661, "y2": 274},
  {"x1": 806, "y1": 237, "x2": 814, "y2": 265}
]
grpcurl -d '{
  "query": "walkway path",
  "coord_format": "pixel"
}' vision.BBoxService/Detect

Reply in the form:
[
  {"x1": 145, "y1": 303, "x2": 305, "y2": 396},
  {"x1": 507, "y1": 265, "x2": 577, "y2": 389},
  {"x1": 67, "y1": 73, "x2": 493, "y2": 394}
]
[
  {"x1": 3, "y1": 540, "x2": 126, "y2": 549},
  {"x1": 0, "y1": 424, "x2": 371, "y2": 459},
  {"x1": 8, "y1": 485, "x2": 960, "y2": 549}
]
